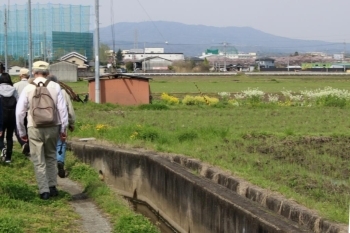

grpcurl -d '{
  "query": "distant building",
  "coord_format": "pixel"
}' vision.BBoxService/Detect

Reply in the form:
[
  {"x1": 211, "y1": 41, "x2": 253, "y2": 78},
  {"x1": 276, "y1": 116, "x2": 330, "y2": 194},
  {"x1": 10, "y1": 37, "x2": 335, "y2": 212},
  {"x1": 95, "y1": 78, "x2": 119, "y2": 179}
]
[
  {"x1": 333, "y1": 54, "x2": 344, "y2": 61},
  {"x1": 306, "y1": 52, "x2": 327, "y2": 57},
  {"x1": 60, "y1": 52, "x2": 89, "y2": 70},
  {"x1": 49, "y1": 61, "x2": 78, "y2": 82},
  {"x1": 8, "y1": 66, "x2": 23, "y2": 76},
  {"x1": 123, "y1": 48, "x2": 184, "y2": 62},
  {"x1": 255, "y1": 57, "x2": 275, "y2": 68},
  {"x1": 134, "y1": 56, "x2": 173, "y2": 72},
  {"x1": 200, "y1": 46, "x2": 256, "y2": 59}
]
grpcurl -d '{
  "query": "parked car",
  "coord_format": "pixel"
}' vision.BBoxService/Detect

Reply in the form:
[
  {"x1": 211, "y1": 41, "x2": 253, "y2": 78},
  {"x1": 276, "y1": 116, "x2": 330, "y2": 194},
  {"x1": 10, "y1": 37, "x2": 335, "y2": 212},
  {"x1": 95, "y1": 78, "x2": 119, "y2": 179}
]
[{"x1": 116, "y1": 68, "x2": 127, "y2": 73}]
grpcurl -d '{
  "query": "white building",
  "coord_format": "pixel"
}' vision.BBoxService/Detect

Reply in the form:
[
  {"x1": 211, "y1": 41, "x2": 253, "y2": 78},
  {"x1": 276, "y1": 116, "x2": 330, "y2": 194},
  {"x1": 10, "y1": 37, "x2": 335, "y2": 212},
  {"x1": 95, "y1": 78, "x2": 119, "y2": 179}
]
[
  {"x1": 8, "y1": 66, "x2": 23, "y2": 76},
  {"x1": 123, "y1": 47, "x2": 184, "y2": 62},
  {"x1": 60, "y1": 52, "x2": 89, "y2": 69}
]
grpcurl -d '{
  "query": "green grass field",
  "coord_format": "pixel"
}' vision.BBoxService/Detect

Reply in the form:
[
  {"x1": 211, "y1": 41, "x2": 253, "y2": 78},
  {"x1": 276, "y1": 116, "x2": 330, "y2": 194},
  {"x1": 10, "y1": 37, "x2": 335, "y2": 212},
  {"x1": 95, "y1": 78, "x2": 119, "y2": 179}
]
[
  {"x1": 4, "y1": 75, "x2": 348, "y2": 232},
  {"x1": 150, "y1": 75, "x2": 350, "y2": 94},
  {"x1": 67, "y1": 75, "x2": 350, "y2": 224}
]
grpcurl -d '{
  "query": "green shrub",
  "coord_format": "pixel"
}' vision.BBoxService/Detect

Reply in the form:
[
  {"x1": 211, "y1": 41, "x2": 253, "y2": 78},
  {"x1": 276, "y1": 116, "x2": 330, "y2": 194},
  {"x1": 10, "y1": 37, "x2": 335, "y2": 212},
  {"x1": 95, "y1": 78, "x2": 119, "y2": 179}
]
[
  {"x1": 182, "y1": 95, "x2": 219, "y2": 106},
  {"x1": 178, "y1": 131, "x2": 198, "y2": 142},
  {"x1": 160, "y1": 93, "x2": 179, "y2": 105},
  {"x1": 316, "y1": 95, "x2": 346, "y2": 108},
  {"x1": 115, "y1": 214, "x2": 160, "y2": 233},
  {"x1": 138, "y1": 104, "x2": 169, "y2": 110}
]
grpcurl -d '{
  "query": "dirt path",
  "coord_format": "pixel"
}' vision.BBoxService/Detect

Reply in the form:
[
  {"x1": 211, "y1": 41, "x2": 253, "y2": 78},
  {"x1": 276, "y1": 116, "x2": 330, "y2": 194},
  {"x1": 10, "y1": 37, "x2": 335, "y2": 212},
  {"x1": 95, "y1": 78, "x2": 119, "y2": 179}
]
[{"x1": 57, "y1": 177, "x2": 112, "y2": 233}]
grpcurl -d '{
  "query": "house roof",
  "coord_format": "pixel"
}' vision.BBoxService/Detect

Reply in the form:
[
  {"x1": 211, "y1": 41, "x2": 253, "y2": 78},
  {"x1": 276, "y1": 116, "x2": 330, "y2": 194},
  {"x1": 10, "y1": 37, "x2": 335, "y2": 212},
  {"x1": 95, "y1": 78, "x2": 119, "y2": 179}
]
[
  {"x1": 88, "y1": 73, "x2": 152, "y2": 82},
  {"x1": 60, "y1": 52, "x2": 87, "y2": 62},
  {"x1": 185, "y1": 57, "x2": 204, "y2": 62},
  {"x1": 255, "y1": 57, "x2": 275, "y2": 62},
  {"x1": 50, "y1": 60, "x2": 79, "y2": 67},
  {"x1": 136, "y1": 56, "x2": 173, "y2": 62}
]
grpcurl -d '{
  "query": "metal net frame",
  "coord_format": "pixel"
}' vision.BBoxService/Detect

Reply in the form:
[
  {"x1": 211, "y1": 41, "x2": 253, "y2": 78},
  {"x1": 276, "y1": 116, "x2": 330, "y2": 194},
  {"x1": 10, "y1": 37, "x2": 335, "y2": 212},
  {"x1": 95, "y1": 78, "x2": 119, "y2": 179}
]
[{"x1": 0, "y1": 3, "x2": 91, "y2": 61}]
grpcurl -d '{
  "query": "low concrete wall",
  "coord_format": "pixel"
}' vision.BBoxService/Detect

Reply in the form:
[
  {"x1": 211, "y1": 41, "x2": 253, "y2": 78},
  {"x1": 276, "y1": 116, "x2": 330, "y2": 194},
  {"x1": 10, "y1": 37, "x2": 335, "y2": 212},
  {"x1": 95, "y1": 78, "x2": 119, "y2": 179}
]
[
  {"x1": 68, "y1": 141, "x2": 317, "y2": 233},
  {"x1": 172, "y1": 157, "x2": 348, "y2": 233}
]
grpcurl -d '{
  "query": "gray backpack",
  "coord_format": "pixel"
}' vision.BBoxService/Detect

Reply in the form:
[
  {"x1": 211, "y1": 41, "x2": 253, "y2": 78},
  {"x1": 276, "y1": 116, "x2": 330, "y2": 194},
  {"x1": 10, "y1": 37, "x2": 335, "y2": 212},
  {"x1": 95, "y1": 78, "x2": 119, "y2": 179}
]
[{"x1": 30, "y1": 80, "x2": 57, "y2": 127}]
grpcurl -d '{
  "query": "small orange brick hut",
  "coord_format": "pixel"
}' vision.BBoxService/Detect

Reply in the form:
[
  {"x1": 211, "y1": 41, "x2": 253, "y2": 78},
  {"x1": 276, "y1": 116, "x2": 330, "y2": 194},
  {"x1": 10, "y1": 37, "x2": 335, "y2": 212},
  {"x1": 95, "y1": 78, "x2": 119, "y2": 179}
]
[{"x1": 88, "y1": 73, "x2": 152, "y2": 105}]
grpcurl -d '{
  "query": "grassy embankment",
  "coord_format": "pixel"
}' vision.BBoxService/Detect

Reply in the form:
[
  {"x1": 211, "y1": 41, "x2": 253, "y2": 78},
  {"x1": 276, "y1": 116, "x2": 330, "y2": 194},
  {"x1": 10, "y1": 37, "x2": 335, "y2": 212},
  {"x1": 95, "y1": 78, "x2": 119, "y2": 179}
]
[
  {"x1": 0, "y1": 76, "x2": 160, "y2": 233},
  {"x1": 70, "y1": 74, "x2": 349, "y2": 224}
]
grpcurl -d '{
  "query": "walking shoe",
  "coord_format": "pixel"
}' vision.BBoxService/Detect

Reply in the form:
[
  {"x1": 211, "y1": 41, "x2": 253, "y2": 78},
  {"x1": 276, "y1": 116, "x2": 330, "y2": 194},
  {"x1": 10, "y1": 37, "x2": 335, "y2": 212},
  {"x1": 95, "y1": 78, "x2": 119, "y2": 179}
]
[
  {"x1": 4, "y1": 160, "x2": 11, "y2": 164},
  {"x1": 49, "y1": 186, "x2": 58, "y2": 197},
  {"x1": 40, "y1": 192, "x2": 50, "y2": 200},
  {"x1": 21, "y1": 143, "x2": 30, "y2": 156},
  {"x1": 57, "y1": 161, "x2": 65, "y2": 178}
]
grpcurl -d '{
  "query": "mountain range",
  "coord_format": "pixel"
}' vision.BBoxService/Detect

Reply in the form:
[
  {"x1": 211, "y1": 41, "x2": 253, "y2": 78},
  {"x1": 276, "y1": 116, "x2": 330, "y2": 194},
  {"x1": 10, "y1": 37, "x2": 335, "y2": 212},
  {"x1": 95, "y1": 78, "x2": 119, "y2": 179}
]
[{"x1": 99, "y1": 21, "x2": 345, "y2": 57}]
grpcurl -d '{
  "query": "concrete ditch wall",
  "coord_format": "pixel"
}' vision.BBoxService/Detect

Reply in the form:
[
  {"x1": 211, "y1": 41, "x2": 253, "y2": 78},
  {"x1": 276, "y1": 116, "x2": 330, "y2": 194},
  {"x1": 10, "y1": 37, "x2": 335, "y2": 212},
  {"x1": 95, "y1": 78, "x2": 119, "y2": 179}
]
[{"x1": 68, "y1": 140, "x2": 347, "y2": 233}]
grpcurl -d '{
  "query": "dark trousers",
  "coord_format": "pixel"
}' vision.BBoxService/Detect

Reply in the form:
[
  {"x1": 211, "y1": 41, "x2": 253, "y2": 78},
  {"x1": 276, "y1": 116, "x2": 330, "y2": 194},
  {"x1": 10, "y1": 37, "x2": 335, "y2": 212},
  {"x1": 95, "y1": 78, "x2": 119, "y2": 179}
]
[
  {"x1": 0, "y1": 118, "x2": 15, "y2": 160},
  {"x1": 15, "y1": 114, "x2": 28, "y2": 147}
]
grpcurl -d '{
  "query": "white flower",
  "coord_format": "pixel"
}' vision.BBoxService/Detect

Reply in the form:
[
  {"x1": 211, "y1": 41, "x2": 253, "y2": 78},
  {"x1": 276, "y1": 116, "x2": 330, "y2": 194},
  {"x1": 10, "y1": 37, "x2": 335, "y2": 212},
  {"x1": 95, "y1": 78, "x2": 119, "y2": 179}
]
[{"x1": 268, "y1": 94, "x2": 279, "y2": 103}]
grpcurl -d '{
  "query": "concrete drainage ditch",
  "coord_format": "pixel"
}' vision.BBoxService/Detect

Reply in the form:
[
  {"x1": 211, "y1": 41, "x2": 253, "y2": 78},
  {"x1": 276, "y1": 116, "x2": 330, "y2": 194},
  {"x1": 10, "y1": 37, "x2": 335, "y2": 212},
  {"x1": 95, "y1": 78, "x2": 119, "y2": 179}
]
[{"x1": 68, "y1": 140, "x2": 348, "y2": 233}]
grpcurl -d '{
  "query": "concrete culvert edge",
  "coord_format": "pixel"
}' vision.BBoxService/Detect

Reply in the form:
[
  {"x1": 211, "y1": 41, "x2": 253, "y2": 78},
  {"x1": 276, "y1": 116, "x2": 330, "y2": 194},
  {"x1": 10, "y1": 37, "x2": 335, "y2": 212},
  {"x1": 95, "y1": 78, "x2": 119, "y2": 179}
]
[{"x1": 65, "y1": 140, "x2": 350, "y2": 233}]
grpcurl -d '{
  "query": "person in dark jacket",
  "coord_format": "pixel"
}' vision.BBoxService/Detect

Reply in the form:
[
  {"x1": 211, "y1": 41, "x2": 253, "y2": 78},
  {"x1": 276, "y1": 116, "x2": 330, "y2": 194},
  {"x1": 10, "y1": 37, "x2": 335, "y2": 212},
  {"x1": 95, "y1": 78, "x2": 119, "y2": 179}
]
[
  {"x1": 0, "y1": 73, "x2": 18, "y2": 163},
  {"x1": 0, "y1": 100, "x2": 3, "y2": 138}
]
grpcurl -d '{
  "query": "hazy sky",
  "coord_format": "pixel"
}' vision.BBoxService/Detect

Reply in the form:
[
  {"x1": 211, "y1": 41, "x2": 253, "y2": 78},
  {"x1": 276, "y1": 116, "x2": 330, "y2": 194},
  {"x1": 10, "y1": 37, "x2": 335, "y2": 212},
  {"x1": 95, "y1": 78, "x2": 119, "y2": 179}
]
[{"x1": 7, "y1": 0, "x2": 350, "y2": 43}]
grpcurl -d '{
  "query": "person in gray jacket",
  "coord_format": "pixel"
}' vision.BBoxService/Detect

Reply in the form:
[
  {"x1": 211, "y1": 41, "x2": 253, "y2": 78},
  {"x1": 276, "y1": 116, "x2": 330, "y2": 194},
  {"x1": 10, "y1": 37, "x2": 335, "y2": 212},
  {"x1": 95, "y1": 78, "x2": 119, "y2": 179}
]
[
  {"x1": 0, "y1": 100, "x2": 3, "y2": 138},
  {"x1": 0, "y1": 73, "x2": 19, "y2": 163},
  {"x1": 14, "y1": 68, "x2": 30, "y2": 156}
]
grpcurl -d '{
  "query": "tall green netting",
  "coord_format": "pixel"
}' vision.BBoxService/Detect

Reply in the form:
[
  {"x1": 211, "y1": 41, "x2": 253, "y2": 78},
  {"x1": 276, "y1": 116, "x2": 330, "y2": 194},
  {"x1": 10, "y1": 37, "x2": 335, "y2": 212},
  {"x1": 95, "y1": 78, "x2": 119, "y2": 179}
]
[{"x1": 0, "y1": 3, "x2": 92, "y2": 61}]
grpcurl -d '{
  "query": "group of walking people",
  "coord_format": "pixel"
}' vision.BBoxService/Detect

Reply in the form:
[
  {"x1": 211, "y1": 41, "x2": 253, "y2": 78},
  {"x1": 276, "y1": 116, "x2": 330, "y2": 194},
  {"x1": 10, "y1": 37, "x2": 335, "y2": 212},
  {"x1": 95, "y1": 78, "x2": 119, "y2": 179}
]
[{"x1": 0, "y1": 61, "x2": 76, "y2": 200}]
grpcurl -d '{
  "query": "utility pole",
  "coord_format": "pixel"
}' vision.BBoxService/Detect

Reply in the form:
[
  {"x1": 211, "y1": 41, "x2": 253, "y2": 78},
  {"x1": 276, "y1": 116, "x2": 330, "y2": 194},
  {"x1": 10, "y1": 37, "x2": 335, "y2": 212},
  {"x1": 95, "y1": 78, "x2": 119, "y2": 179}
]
[
  {"x1": 223, "y1": 42, "x2": 227, "y2": 71},
  {"x1": 4, "y1": 7, "x2": 8, "y2": 72},
  {"x1": 143, "y1": 42, "x2": 146, "y2": 73},
  {"x1": 94, "y1": 0, "x2": 100, "y2": 103},
  {"x1": 43, "y1": 32, "x2": 47, "y2": 62},
  {"x1": 28, "y1": 0, "x2": 32, "y2": 74}
]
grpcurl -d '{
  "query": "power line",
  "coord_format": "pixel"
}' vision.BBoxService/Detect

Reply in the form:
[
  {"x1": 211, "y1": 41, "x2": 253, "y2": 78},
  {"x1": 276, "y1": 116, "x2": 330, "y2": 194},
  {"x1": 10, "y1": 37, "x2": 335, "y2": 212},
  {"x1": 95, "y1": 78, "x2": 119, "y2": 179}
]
[{"x1": 136, "y1": 0, "x2": 167, "y2": 43}]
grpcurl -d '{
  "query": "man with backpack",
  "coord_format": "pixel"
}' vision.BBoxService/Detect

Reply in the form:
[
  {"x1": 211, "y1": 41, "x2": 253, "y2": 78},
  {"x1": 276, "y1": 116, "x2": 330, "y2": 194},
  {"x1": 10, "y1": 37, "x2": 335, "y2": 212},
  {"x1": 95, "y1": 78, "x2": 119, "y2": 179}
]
[
  {"x1": 16, "y1": 61, "x2": 68, "y2": 200},
  {"x1": 0, "y1": 73, "x2": 18, "y2": 163}
]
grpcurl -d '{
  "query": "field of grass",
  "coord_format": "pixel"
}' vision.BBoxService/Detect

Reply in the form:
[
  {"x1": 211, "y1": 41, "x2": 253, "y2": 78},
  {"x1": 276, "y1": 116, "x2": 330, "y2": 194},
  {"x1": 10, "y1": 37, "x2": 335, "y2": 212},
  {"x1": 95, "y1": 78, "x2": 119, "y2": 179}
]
[
  {"x1": 150, "y1": 75, "x2": 350, "y2": 94},
  {"x1": 66, "y1": 75, "x2": 350, "y2": 224},
  {"x1": 0, "y1": 144, "x2": 159, "y2": 233},
  {"x1": 5, "y1": 75, "x2": 348, "y2": 231}
]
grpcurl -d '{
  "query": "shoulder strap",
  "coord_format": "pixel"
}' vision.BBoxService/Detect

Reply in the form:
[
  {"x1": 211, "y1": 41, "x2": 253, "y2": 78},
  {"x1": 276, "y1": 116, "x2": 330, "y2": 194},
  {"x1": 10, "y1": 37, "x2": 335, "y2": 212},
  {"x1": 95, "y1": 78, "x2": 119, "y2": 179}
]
[
  {"x1": 44, "y1": 79, "x2": 50, "y2": 86},
  {"x1": 30, "y1": 79, "x2": 51, "y2": 87}
]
